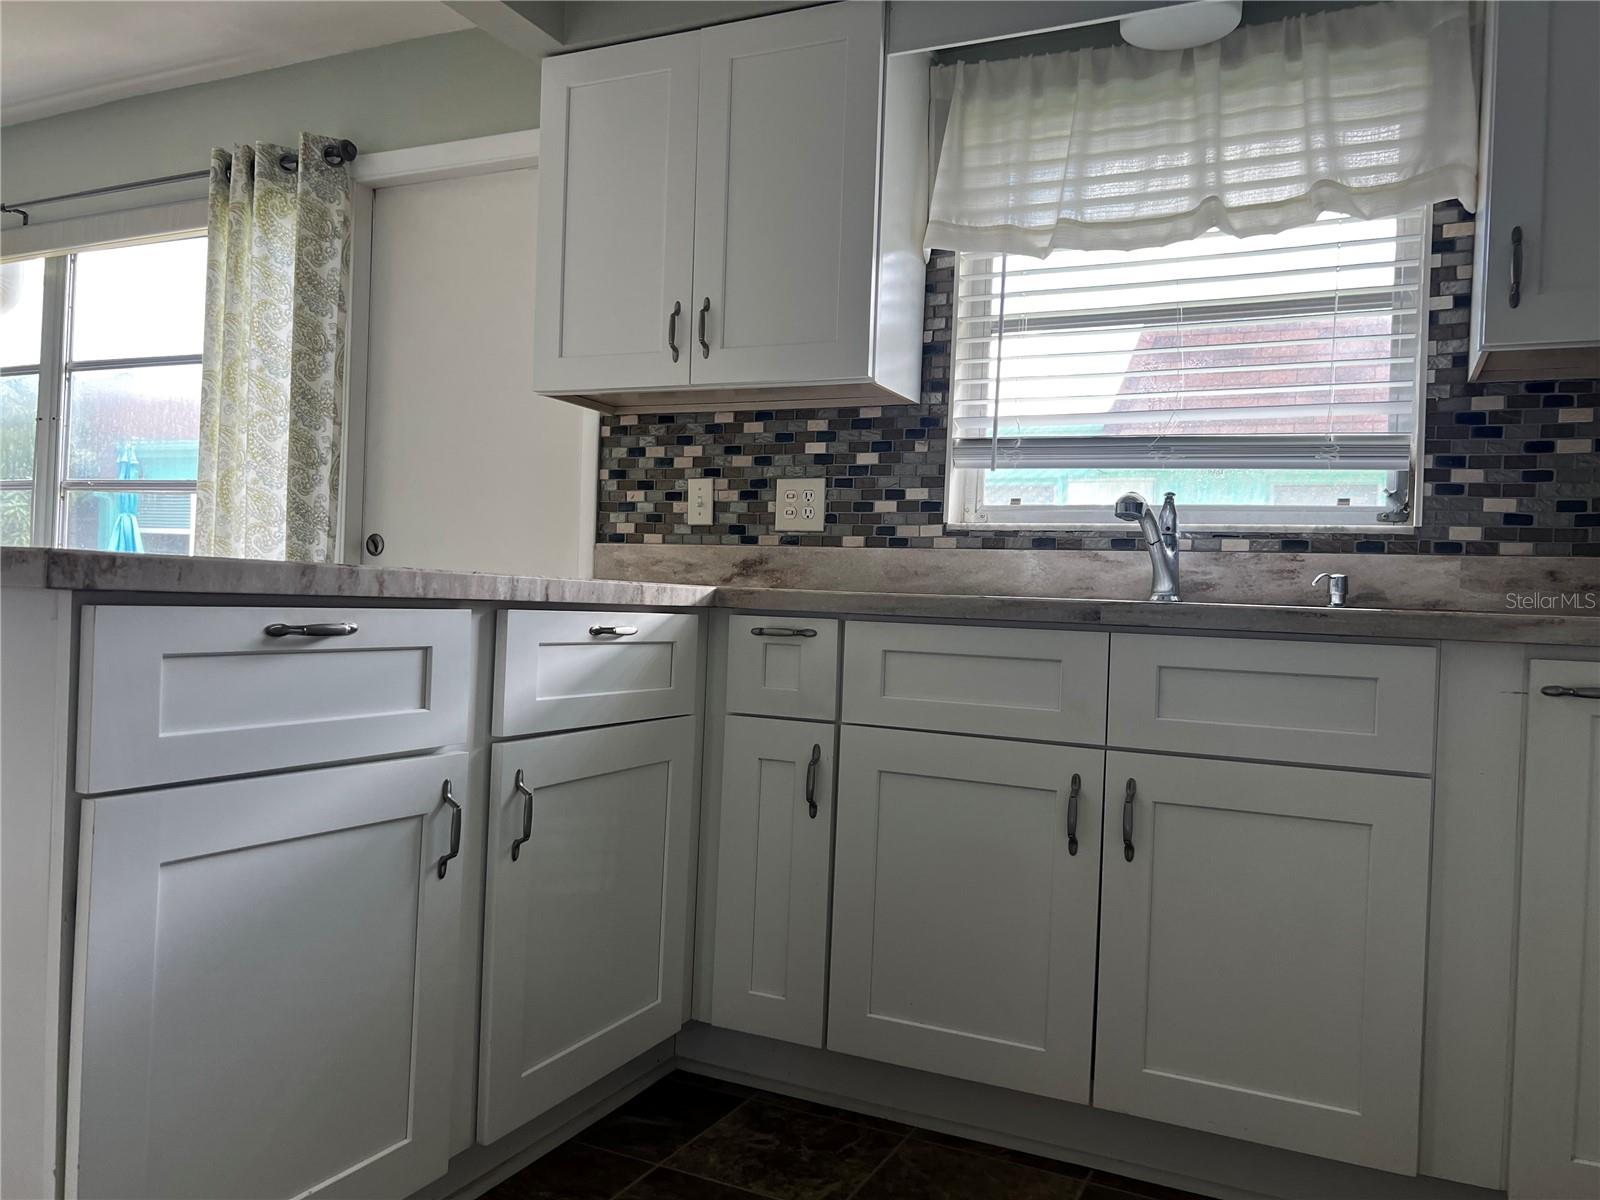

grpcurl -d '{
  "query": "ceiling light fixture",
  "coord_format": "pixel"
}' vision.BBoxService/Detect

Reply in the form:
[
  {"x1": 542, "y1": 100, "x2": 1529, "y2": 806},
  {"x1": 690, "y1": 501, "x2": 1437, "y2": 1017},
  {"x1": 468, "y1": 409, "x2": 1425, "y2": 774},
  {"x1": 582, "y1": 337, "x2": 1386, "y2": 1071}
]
[{"x1": 1121, "y1": 0, "x2": 1243, "y2": 50}]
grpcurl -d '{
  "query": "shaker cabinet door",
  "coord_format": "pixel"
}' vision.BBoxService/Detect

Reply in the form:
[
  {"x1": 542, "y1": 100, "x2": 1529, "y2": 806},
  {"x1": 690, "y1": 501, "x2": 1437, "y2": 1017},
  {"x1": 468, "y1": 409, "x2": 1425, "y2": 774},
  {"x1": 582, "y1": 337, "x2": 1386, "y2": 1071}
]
[
  {"x1": 534, "y1": 32, "x2": 699, "y2": 393},
  {"x1": 478, "y1": 719, "x2": 694, "y2": 1142},
  {"x1": 1095, "y1": 751, "x2": 1431, "y2": 1174},
  {"x1": 827, "y1": 726, "x2": 1101, "y2": 1102},
  {"x1": 68, "y1": 754, "x2": 466, "y2": 1200}
]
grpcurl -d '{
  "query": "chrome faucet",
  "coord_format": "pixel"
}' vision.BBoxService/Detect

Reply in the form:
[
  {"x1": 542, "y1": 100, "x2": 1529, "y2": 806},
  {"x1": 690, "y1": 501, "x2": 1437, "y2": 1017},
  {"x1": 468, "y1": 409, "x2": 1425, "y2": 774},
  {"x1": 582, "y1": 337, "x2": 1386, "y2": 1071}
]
[{"x1": 1115, "y1": 491, "x2": 1181, "y2": 602}]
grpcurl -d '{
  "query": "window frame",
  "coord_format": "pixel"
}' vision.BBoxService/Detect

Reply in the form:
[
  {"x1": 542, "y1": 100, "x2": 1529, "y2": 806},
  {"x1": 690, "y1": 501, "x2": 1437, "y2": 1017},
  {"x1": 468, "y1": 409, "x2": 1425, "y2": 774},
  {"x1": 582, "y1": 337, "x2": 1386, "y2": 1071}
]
[
  {"x1": 4, "y1": 231, "x2": 206, "y2": 551},
  {"x1": 944, "y1": 211, "x2": 1430, "y2": 534}
]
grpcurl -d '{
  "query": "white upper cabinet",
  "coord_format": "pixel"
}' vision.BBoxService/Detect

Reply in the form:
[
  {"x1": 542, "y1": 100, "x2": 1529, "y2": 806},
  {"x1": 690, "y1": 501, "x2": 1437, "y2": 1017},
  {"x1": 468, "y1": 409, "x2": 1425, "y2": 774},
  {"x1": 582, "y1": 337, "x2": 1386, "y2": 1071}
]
[
  {"x1": 1509, "y1": 661, "x2": 1600, "y2": 1200},
  {"x1": 1471, "y1": 0, "x2": 1600, "y2": 380},
  {"x1": 533, "y1": 32, "x2": 699, "y2": 393},
  {"x1": 1095, "y1": 751, "x2": 1432, "y2": 1175},
  {"x1": 533, "y1": 1, "x2": 929, "y2": 413},
  {"x1": 68, "y1": 754, "x2": 466, "y2": 1200},
  {"x1": 690, "y1": 2, "x2": 881, "y2": 387}
]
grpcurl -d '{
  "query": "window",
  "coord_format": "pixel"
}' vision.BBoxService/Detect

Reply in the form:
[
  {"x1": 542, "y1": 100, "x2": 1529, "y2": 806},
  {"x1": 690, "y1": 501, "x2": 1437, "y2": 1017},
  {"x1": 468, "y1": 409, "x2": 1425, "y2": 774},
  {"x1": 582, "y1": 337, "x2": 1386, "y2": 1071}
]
[
  {"x1": 0, "y1": 236, "x2": 206, "y2": 552},
  {"x1": 947, "y1": 212, "x2": 1427, "y2": 530}
]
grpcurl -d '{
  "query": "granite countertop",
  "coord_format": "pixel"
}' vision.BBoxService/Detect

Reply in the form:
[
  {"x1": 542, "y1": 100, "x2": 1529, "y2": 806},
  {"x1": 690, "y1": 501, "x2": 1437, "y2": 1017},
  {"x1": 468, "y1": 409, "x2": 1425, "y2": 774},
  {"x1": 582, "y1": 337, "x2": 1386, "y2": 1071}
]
[{"x1": 3, "y1": 547, "x2": 1596, "y2": 646}]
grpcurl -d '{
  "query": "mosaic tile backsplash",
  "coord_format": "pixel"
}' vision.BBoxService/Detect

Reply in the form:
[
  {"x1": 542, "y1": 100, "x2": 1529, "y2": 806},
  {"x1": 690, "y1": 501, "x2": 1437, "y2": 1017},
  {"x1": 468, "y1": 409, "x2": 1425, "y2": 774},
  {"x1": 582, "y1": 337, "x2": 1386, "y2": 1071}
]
[{"x1": 598, "y1": 204, "x2": 1598, "y2": 556}]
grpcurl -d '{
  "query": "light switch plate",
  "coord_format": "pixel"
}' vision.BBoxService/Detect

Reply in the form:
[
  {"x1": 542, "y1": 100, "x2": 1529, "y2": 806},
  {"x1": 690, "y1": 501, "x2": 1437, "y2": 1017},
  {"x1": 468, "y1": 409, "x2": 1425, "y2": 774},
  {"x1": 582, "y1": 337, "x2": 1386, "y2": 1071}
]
[
  {"x1": 775, "y1": 477, "x2": 826, "y2": 532},
  {"x1": 687, "y1": 477, "x2": 714, "y2": 526}
]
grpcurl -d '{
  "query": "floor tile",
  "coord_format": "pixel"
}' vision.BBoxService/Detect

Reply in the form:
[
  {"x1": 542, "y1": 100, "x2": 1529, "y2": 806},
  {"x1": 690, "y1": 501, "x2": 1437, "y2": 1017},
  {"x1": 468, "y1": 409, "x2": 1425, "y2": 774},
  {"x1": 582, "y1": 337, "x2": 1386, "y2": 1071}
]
[
  {"x1": 908, "y1": 1130, "x2": 1090, "y2": 1179},
  {"x1": 483, "y1": 1142, "x2": 650, "y2": 1200},
  {"x1": 665, "y1": 1099, "x2": 903, "y2": 1200},
  {"x1": 576, "y1": 1077, "x2": 748, "y2": 1163},
  {"x1": 761, "y1": 1092, "x2": 911, "y2": 1134},
  {"x1": 852, "y1": 1138, "x2": 1085, "y2": 1200},
  {"x1": 1082, "y1": 1171, "x2": 1211, "y2": 1200},
  {"x1": 620, "y1": 1167, "x2": 766, "y2": 1199}
]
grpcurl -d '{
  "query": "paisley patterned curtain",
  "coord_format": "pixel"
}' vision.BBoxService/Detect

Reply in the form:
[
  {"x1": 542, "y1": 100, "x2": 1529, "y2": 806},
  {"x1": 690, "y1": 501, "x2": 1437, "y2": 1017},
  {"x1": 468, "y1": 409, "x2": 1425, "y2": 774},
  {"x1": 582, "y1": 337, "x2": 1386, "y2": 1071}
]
[{"x1": 196, "y1": 133, "x2": 352, "y2": 562}]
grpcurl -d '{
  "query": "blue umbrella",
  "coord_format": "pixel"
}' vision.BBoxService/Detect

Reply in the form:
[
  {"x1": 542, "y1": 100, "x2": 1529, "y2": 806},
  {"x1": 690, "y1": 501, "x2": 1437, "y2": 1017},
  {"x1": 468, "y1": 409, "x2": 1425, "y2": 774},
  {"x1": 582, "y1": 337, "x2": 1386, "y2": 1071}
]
[{"x1": 109, "y1": 444, "x2": 144, "y2": 553}]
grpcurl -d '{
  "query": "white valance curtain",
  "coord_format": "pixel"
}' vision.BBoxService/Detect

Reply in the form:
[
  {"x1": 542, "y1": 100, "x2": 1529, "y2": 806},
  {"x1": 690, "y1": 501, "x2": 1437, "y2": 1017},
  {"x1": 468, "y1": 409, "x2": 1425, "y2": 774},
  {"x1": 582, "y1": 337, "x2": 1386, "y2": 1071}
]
[
  {"x1": 925, "y1": 1, "x2": 1478, "y2": 256},
  {"x1": 196, "y1": 133, "x2": 352, "y2": 562}
]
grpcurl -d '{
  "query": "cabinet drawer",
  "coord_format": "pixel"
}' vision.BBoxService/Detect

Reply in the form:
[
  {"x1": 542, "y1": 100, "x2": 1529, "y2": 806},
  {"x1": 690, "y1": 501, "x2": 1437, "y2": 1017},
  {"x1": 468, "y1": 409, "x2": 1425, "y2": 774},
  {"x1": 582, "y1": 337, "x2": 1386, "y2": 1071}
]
[
  {"x1": 77, "y1": 605, "x2": 471, "y2": 794},
  {"x1": 842, "y1": 621, "x2": 1108, "y2": 743},
  {"x1": 726, "y1": 615, "x2": 839, "y2": 720},
  {"x1": 494, "y1": 609, "x2": 699, "y2": 736},
  {"x1": 1108, "y1": 634, "x2": 1437, "y2": 774}
]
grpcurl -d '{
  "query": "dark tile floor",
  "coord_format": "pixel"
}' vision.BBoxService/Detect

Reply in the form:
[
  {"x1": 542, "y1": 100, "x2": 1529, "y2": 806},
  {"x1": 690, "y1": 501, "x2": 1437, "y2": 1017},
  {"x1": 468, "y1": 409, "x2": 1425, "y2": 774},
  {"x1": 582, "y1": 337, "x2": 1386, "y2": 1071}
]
[{"x1": 483, "y1": 1071, "x2": 1213, "y2": 1200}]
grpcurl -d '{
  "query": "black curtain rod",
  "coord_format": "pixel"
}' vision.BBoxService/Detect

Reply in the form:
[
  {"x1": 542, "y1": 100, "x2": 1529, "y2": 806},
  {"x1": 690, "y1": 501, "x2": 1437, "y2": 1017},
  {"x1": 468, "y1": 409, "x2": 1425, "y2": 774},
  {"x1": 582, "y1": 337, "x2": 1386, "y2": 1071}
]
[{"x1": 1, "y1": 139, "x2": 358, "y2": 228}]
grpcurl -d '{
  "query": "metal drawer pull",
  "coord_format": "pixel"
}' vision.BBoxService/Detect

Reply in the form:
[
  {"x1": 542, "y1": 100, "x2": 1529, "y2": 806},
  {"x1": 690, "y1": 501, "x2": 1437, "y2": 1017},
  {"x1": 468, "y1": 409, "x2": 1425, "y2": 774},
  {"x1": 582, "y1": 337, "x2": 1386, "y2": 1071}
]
[
  {"x1": 667, "y1": 300, "x2": 682, "y2": 362},
  {"x1": 1509, "y1": 225, "x2": 1523, "y2": 309},
  {"x1": 264, "y1": 621, "x2": 358, "y2": 638},
  {"x1": 1066, "y1": 773, "x2": 1081, "y2": 856},
  {"x1": 511, "y1": 769, "x2": 534, "y2": 862},
  {"x1": 805, "y1": 743, "x2": 821, "y2": 819},
  {"x1": 1542, "y1": 684, "x2": 1600, "y2": 700},
  {"x1": 588, "y1": 625, "x2": 639, "y2": 638},
  {"x1": 436, "y1": 781, "x2": 461, "y2": 879},
  {"x1": 750, "y1": 626, "x2": 817, "y2": 638},
  {"x1": 1122, "y1": 778, "x2": 1136, "y2": 863},
  {"x1": 698, "y1": 297, "x2": 711, "y2": 358}
]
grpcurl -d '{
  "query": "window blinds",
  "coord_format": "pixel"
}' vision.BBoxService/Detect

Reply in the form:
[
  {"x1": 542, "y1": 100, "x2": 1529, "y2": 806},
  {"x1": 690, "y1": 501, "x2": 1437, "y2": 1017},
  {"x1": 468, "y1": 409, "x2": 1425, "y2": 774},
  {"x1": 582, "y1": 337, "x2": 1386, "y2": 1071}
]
[{"x1": 950, "y1": 211, "x2": 1426, "y2": 473}]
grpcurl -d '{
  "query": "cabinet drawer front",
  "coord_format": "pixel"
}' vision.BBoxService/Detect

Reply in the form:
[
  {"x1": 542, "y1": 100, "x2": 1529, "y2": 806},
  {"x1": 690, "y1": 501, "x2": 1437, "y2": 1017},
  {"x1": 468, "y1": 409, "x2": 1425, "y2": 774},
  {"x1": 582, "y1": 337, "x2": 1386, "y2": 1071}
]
[
  {"x1": 828, "y1": 726, "x2": 1101, "y2": 1102},
  {"x1": 842, "y1": 621, "x2": 1108, "y2": 743},
  {"x1": 712, "y1": 717, "x2": 835, "y2": 1047},
  {"x1": 495, "y1": 609, "x2": 700, "y2": 736},
  {"x1": 1095, "y1": 750, "x2": 1431, "y2": 1173},
  {"x1": 478, "y1": 719, "x2": 693, "y2": 1141},
  {"x1": 69, "y1": 753, "x2": 465, "y2": 1200},
  {"x1": 726, "y1": 616, "x2": 839, "y2": 720},
  {"x1": 77, "y1": 605, "x2": 471, "y2": 794},
  {"x1": 1109, "y1": 634, "x2": 1437, "y2": 773}
]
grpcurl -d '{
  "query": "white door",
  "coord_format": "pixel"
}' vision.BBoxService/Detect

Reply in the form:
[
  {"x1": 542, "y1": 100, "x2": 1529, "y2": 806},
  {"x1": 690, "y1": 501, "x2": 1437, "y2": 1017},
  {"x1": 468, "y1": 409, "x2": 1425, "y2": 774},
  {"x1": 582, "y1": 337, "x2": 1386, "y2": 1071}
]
[
  {"x1": 827, "y1": 726, "x2": 1101, "y2": 1102},
  {"x1": 1095, "y1": 751, "x2": 1431, "y2": 1174},
  {"x1": 534, "y1": 33, "x2": 698, "y2": 393},
  {"x1": 1475, "y1": 2, "x2": 1600, "y2": 357},
  {"x1": 690, "y1": 2, "x2": 882, "y2": 386},
  {"x1": 1509, "y1": 661, "x2": 1600, "y2": 1200},
  {"x1": 67, "y1": 754, "x2": 466, "y2": 1200},
  {"x1": 712, "y1": 717, "x2": 835, "y2": 1047},
  {"x1": 478, "y1": 718, "x2": 694, "y2": 1143},
  {"x1": 362, "y1": 168, "x2": 597, "y2": 576}
]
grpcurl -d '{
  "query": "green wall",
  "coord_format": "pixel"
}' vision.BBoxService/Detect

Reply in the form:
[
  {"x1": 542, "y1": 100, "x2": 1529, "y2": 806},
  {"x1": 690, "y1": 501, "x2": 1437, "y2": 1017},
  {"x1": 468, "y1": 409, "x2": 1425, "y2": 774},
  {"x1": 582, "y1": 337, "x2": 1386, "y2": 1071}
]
[{"x1": 1, "y1": 30, "x2": 541, "y2": 216}]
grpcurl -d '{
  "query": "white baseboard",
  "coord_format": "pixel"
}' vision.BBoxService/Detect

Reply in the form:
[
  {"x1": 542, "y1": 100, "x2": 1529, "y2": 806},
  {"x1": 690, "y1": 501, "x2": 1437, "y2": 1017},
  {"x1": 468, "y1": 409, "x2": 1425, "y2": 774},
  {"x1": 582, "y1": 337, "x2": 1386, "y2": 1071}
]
[{"x1": 673, "y1": 1024, "x2": 1501, "y2": 1200}]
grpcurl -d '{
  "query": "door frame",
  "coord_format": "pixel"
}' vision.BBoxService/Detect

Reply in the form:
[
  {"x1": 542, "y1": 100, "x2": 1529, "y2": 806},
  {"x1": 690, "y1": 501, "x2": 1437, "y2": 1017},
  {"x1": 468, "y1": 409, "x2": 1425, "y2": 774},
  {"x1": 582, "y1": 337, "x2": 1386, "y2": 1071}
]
[{"x1": 339, "y1": 130, "x2": 543, "y2": 565}]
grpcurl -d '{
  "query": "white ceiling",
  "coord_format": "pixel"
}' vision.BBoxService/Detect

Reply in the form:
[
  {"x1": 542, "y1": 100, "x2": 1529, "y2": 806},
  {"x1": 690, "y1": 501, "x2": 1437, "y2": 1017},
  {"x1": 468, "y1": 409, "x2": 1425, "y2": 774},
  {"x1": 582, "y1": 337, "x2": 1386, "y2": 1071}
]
[{"x1": 0, "y1": 1, "x2": 474, "y2": 126}]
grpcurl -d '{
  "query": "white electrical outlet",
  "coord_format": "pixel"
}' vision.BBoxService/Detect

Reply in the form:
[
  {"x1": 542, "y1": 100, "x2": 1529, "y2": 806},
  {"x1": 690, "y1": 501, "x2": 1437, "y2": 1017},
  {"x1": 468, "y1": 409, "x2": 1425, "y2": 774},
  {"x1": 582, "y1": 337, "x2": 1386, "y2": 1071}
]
[
  {"x1": 687, "y1": 477, "x2": 714, "y2": 526},
  {"x1": 775, "y1": 476, "x2": 826, "y2": 532}
]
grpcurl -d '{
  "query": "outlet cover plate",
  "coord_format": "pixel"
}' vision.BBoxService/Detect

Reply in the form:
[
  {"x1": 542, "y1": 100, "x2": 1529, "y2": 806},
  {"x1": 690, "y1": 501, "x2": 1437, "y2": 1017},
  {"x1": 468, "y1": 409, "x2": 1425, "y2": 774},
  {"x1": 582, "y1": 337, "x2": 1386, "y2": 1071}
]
[
  {"x1": 687, "y1": 477, "x2": 714, "y2": 525},
  {"x1": 775, "y1": 477, "x2": 826, "y2": 532}
]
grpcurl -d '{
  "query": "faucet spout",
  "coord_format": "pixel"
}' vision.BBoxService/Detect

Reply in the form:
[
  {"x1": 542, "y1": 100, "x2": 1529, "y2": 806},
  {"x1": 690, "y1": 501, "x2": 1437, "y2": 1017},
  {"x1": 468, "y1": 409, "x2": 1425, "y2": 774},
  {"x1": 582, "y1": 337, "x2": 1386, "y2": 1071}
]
[{"x1": 1114, "y1": 491, "x2": 1181, "y2": 602}]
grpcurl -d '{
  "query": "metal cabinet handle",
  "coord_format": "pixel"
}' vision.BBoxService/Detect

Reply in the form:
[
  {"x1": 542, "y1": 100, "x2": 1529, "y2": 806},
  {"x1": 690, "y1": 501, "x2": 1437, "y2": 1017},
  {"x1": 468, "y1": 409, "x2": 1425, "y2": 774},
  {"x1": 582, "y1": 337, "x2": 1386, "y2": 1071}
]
[
  {"x1": 1122, "y1": 778, "x2": 1136, "y2": 862},
  {"x1": 1509, "y1": 225, "x2": 1523, "y2": 309},
  {"x1": 1066, "y1": 773, "x2": 1081, "y2": 856},
  {"x1": 698, "y1": 297, "x2": 711, "y2": 358},
  {"x1": 264, "y1": 621, "x2": 358, "y2": 638},
  {"x1": 1542, "y1": 684, "x2": 1600, "y2": 700},
  {"x1": 750, "y1": 626, "x2": 817, "y2": 638},
  {"x1": 804, "y1": 744, "x2": 821, "y2": 819},
  {"x1": 511, "y1": 769, "x2": 534, "y2": 862},
  {"x1": 588, "y1": 625, "x2": 638, "y2": 638},
  {"x1": 436, "y1": 781, "x2": 461, "y2": 879},
  {"x1": 667, "y1": 300, "x2": 682, "y2": 362}
]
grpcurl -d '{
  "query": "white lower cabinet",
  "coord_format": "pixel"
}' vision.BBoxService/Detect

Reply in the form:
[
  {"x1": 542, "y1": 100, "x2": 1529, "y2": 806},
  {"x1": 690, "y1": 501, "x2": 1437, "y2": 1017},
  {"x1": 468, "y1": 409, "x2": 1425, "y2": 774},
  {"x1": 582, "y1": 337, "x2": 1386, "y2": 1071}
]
[
  {"x1": 711, "y1": 716, "x2": 835, "y2": 1046},
  {"x1": 477, "y1": 718, "x2": 695, "y2": 1143},
  {"x1": 827, "y1": 726, "x2": 1102, "y2": 1102},
  {"x1": 68, "y1": 753, "x2": 467, "y2": 1200},
  {"x1": 1508, "y1": 661, "x2": 1600, "y2": 1200},
  {"x1": 1095, "y1": 751, "x2": 1432, "y2": 1174}
]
